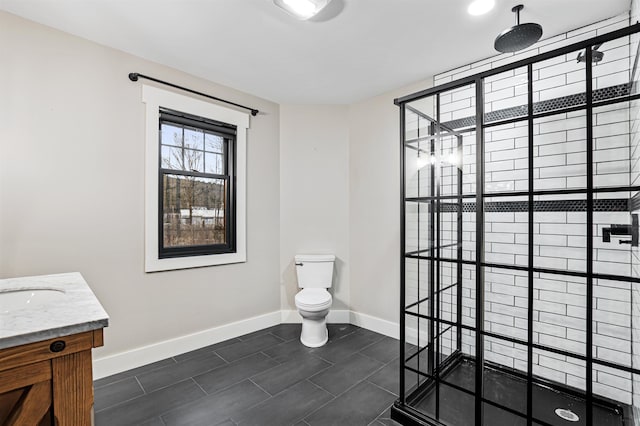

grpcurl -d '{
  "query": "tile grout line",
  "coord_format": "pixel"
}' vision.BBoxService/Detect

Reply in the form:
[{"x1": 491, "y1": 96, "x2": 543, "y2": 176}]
[
  {"x1": 248, "y1": 378, "x2": 273, "y2": 397},
  {"x1": 301, "y1": 374, "x2": 397, "y2": 425},
  {"x1": 297, "y1": 379, "x2": 339, "y2": 424},
  {"x1": 134, "y1": 375, "x2": 146, "y2": 395},
  {"x1": 238, "y1": 331, "x2": 286, "y2": 344},
  {"x1": 366, "y1": 377, "x2": 399, "y2": 398},
  {"x1": 94, "y1": 358, "x2": 178, "y2": 389},
  {"x1": 93, "y1": 374, "x2": 135, "y2": 391},
  {"x1": 309, "y1": 331, "x2": 385, "y2": 365},
  {"x1": 356, "y1": 337, "x2": 387, "y2": 355},
  {"x1": 255, "y1": 329, "x2": 397, "y2": 410},
  {"x1": 358, "y1": 349, "x2": 397, "y2": 365},
  {"x1": 361, "y1": 355, "x2": 400, "y2": 385},
  {"x1": 93, "y1": 392, "x2": 147, "y2": 415},
  {"x1": 302, "y1": 352, "x2": 336, "y2": 366},
  {"x1": 151, "y1": 378, "x2": 212, "y2": 424},
  {"x1": 302, "y1": 374, "x2": 389, "y2": 422},
  {"x1": 250, "y1": 359, "x2": 336, "y2": 401},
  {"x1": 228, "y1": 393, "x2": 275, "y2": 424},
  {"x1": 215, "y1": 336, "x2": 291, "y2": 364},
  {"x1": 306, "y1": 376, "x2": 339, "y2": 398},
  {"x1": 306, "y1": 352, "x2": 387, "y2": 393},
  {"x1": 94, "y1": 376, "x2": 150, "y2": 414},
  {"x1": 196, "y1": 361, "x2": 283, "y2": 397},
  {"x1": 258, "y1": 350, "x2": 287, "y2": 365},
  {"x1": 287, "y1": 380, "x2": 333, "y2": 426},
  {"x1": 213, "y1": 349, "x2": 232, "y2": 363},
  {"x1": 129, "y1": 354, "x2": 230, "y2": 395},
  {"x1": 190, "y1": 376, "x2": 209, "y2": 397},
  {"x1": 232, "y1": 369, "x2": 342, "y2": 424},
  {"x1": 95, "y1": 377, "x2": 206, "y2": 422}
]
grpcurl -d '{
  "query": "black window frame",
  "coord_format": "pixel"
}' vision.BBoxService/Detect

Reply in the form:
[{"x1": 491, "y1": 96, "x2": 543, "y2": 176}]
[{"x1": 158, "y1": 108, "x2": 237, "y2": 259}]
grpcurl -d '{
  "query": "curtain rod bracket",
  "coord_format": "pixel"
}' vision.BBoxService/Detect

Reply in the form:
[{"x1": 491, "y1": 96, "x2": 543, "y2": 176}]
[{"x1": 128, "y1": 72, "x2": 258, "y2": 116}]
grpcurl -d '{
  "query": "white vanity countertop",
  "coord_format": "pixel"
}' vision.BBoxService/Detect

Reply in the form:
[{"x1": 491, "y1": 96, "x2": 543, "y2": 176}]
[{"x1": 0, "y1": 272, "x2": 109, "y2": 350}]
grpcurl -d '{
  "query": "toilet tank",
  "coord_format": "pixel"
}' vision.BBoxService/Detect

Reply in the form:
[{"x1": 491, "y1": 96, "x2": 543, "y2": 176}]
[{"x1": 295, "y1": 254, "x2": 335, "y2": 288}]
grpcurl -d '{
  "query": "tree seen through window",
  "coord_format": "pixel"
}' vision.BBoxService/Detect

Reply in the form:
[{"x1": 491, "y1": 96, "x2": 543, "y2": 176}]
[{"x1": 158, "y1": 109, "x2": 236, "y2": 257}]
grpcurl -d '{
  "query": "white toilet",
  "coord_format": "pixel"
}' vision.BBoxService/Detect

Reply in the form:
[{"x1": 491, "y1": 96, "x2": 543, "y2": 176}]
[{"x1": 294, "y1": 254, "x2": 335, "y2": 348}]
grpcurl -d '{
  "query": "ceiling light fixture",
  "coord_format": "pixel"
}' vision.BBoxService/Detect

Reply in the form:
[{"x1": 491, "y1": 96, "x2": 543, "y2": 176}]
[
  {"x1": 273, "y1": 0, "x2": 332, "y2": 20},
  {"x1": 468, "y1": 0, "x2": 495, "y2": 16}
]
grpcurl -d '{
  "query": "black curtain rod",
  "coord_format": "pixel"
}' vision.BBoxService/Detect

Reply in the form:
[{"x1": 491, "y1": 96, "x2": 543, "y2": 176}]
[{"x1": 128, "y1": 73, "x2": 259, "y2": 116}]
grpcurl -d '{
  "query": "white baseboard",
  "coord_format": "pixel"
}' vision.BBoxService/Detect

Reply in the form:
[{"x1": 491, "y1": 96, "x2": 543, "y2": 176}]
[
  {"x1": 94, "y1": 309, "x2": 398, "y2": 380},
  {"x1": 349, "y1": 311, "x2": 399, "y2": 339},
  {"x1": 93, "y1": 310, "x2": 281, "y2": 380}
]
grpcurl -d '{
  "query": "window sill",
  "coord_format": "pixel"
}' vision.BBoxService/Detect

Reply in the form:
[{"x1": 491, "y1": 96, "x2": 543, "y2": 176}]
[{"x1": 145, "y1": 252, "x2": 246, "y2": 272}]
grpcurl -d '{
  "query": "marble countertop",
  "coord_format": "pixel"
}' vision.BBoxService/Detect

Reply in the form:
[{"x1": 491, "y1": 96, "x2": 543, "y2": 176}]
[{"x1": 0, "y1": 272, "x2": 109, "y2": 350}]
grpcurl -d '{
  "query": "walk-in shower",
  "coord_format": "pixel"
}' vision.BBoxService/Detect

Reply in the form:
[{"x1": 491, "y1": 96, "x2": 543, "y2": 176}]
[{"x1": 393, "y1": 21, "x2": 640, "y2": 426}]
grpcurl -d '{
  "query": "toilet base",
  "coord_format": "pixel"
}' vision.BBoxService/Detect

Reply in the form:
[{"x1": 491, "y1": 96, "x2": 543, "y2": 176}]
[{"x1": 300, "y1": 317, "x2": 328, "y2": 348}]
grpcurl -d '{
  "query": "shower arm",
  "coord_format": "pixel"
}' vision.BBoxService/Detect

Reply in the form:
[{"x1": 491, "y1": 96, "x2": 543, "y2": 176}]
[{"x1": 513, "y1": 4, "x2": 523, "y2": 25}]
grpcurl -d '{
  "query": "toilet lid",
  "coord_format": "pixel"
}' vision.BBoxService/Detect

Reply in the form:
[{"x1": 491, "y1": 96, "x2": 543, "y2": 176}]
[{"x1": 295, "y1": 289, "x2": 332, "y2": 307}]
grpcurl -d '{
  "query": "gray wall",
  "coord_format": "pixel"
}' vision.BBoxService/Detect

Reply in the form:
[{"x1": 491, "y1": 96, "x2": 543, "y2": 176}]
[
  {"x1": 348, "y1": 79, "x2": 433, "y2": 325},
  {"x1": 0, "y1": 11, "x2": 281, "y2": 359},
  {"x1": 279, "y1": 104, "x2": 350, "y2": 313}
]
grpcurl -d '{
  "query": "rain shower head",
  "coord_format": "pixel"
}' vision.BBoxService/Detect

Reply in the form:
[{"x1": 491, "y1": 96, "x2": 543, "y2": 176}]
[{"x1": 494, "y1": 5, "x2": 543, "y2": 53}]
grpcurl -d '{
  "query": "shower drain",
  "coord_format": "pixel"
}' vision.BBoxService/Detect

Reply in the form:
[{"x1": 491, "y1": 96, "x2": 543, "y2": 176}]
[{"x1": 555, "y1": 408, "x2": 579, "y2": 422}]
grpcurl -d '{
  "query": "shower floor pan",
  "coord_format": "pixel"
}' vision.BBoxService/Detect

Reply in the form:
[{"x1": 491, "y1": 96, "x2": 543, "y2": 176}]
[{"x1": 400, "y1": 357, "x2": 631, "y2": 426}]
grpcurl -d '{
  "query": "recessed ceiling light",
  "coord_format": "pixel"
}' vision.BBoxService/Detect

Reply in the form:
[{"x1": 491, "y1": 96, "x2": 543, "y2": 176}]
[
  {"x1": 273, "y1": 0, "x2": 332, "y2": 20},
  {"x1": 468, "y1": 0, "x2": 495, "y2": 16}
]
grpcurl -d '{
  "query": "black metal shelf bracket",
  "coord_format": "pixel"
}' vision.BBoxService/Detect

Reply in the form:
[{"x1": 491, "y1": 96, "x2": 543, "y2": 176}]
[{"x1": 128, "y1": 73, "x2": 259, "y2": 117}]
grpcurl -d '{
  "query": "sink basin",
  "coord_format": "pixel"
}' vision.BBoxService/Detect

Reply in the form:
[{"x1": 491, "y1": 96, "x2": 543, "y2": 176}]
[{"x1": 0, "y1": 288, "x2": 66, "y2": 313}]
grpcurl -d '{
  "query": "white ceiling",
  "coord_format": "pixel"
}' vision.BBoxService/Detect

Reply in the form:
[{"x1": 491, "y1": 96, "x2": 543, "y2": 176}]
[{"x1": 0, "y1": 0, "x2": 631, "y2": 104}]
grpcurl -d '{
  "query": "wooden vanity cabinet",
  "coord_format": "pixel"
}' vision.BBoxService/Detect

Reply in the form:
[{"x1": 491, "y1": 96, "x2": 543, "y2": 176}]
[{"x1": 0, "y1": 329, "x2": 103, "y2": 426}]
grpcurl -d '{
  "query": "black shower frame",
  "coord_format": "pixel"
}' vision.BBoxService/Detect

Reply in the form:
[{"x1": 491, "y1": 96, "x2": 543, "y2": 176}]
[{"x1": 393, "y1": 22, "x2": 640, "y2": 426}]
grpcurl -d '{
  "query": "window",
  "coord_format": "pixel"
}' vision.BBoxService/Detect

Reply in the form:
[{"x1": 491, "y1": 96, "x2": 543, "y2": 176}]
[
  {"x1": 159, "y1": 109, "x2": 236, "y2": 258},
  {"x1": 142, "y1": 85, "x2": 248, "y2": 272}
]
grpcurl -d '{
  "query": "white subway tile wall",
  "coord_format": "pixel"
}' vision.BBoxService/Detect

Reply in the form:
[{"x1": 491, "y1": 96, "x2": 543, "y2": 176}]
[
  {"x1": 631, "y1": 0, "x2": 640, "y2": 422},
  {"x1": 405, "y1": 12, "x2": 639, "y2": 407}
]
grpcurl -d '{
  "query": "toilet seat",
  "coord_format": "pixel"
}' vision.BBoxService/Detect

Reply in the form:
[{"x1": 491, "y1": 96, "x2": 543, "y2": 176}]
[{"x1": 295, "y1": 289, "x2": 332, "y2": 311}]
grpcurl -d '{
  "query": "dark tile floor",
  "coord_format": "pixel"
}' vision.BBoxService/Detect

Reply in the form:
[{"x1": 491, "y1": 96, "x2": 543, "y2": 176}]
[{"x1": 94, "y1": 324, "x2": 403, "y2": 426}]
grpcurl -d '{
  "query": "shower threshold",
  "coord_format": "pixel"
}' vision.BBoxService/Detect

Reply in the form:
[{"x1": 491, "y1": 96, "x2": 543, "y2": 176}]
[{"x1": 393, "y1": 357, "x2": 631, "y2": 426}]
